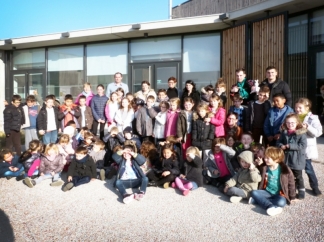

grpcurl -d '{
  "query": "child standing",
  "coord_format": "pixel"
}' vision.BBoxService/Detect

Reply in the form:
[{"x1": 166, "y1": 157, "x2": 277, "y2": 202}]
[
  {"x1": 58, "y1": 94, "x2": 81, "y2": 130},
  {"x1": 136, "y1": 95, "x2": 155, "y2": 142},
  {"x1": 295, "y1": 98, "x2": 322, "y2": 196},
  {"x1": 172, "y1": 146, "x2": 203, "y2": 196},
  {"x1": 24, "y1": 143, "x2": 64, "y2": 187},
  {"x1": 105, "y1": 92, "x2": 120, "y2": 129},
  {"x1": 224, "y1": 150, "x2": 261, "y2": 203},
  {"x1": 215, "y1": 78, "x2": 227, "y2": 107},
  {"x1": 277, "y1": 113, "x2": 307, "y2": 199},
  {"x1": 155, "y1": 89, "x2": 169, "y2": 108},
  {"x1": 77, "y1": 95, "x2": 93, "y2": 130},
  {"x1": 229, "y1": 94, "x2": 247, "y2": 130},
  {"x1": 164, "y1": 98, "x2": 181, "y2": 137},
  {"x1": 0, "y1": 149, "x2": 25, "y2": 180},
  {"x1": 63, "y1": 146, "x2": 97, "y2": 192},
  {"x1": 75, "y1": 82, "x2": 94, "y2": 106},
  {"x1": 153, "y1": 101, "x2": 169, "y2": 144},
  {"x1": 115, "y1": 97, "x2": 134, "y2": 133},
  {"x1": 250, "y1": 147, "x2": 297, "y2": 216},
  {"x1": 205, "y1": 94, "x2": 226, "y2": 138},
  {"x1": 19, "y1": 140, "x2": 42, "y2": 177}
]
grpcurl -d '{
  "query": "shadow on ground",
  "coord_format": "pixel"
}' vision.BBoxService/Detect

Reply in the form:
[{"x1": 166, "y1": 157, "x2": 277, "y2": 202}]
[{"x1": 0, "y1": 209, "x2": 15, "y2": 242}]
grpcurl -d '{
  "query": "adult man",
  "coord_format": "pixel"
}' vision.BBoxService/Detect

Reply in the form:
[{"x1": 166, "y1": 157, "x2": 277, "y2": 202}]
[
  {"x1": 260, "y1": 66, "x2": 292, "y2": 107},
  {"x1": 230, "y1": 68, "x2": 251, "y2": 106},
  {"x1": 106, "y1": 72, "x2": 129, "y2": 97}
]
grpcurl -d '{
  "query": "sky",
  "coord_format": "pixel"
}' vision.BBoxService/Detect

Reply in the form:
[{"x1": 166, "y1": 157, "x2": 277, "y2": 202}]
[{"x1": 0, "y1": 0, "x2": 185, "y2": 39}]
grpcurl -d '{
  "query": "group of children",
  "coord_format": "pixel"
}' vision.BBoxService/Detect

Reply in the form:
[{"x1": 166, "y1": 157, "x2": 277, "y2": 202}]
[{"x1": 1, "y1": 75, "x2": 322, "y2": 216}]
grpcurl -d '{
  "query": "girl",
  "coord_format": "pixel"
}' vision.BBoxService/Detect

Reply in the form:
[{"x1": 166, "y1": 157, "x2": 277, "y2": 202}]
[
  {"x1": 75, "y1": 82, "x2": 94, "y2": 106},
  {"x1": 250, "y1": 147, "x2": 297, "y2": 216},
  {"x1": 295, "y1": 98, "x2": 322, "y2": 196},
  {"x1": 177, "y1": 97, "x2": 194, "y2": 159},
  {"x1": 24, "y1": 143, "x2": 64, "y2": 188},
  {"x1": 277, "y1": 113, "x2": 307, "y2": 199},
  {"x1": 57, "y1": 134, "x2": 75, "y2": 166},
  {"x1": 115, "y1": 97, "x2": 134, "y2": 133},
  {"x1": 224, "y1": 112, "x2": 243, "y2": 141},
  {"x1": 200, "y1": 85, "x2": 215, "y2": 105},
  {"x1": 192, "y1": 104, "x2": 215, "y2": 155},
  {"x1": 139, "y1": 141, "x2": 159, "y2": 174},
  {"x1": 172, "y1": 146, "x2": 203, "y2": 196},
  {"x1": 146, "y1": 143, "x2": 180, "y2": 188},
  {"x1": 180, "y1": 80, "x2": 200, "y2": 109},
  {"x1": 153, "y1": 101, "x2": 169, "y2": 144},
  {"x1": 226, "y1": 134, "x2": 235, "y2": 149},
  {"x1": 116, "y1": 87, "x2": 125, "y2": 102},
  {"x1": 164, "y1": 98, "x2": 181, "y2": 137},
  {"x1": 205, "y1": 94, "x2": 226, "y2": 138},
  {"x1": 19, "y1": 140, "x2": 43, "y2": 177},
  {"x1": 105, "y1": 92, "x2": 120, "y2": 129},
  {"x1": 215, "y1": 78, "x2": 227, "y2": 107}
]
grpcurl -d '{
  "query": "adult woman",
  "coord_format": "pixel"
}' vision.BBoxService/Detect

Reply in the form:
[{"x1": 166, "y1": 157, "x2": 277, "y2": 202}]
[
  {"x1": 180, "y1": 80, "x2": 200, "y2": 109},
  {"x1": 224, "y1": 112, "x2": 242, "y2": 141},
  {"x1": 135, "y1": 81, "x2": 157, "y2": 103},
  {"x1": 75, "y1": 82, "x2": 94, "y2": 106}
]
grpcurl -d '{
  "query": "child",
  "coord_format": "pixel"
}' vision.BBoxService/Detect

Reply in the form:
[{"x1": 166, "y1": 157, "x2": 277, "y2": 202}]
[
  {"x1": 79, "y1": 131, "x2": 95, "y2": 153},
  {"x1": 200, "y1": 84, "x2": 215, "y2": 105},
  {"x1": 116, "y1": 87, "x2": 125, "y2": 102},
  {"x1": 126, "y1": 93, "x2": 134, "y2": 103},
  {"x1": 89, "y1": 140, "x2": 106, "y2": 180},
  {"x1": 250, "y1": 143, "x2": 266, "y2": 173},
  {"x1": 77, "y1": 95, "x2": 93, "y2": 130},
  {"x1": 0, "y1": 148, "x2": 25, "y2": 180},
  {"x1": 112, "y1": 145, "x2": 148, "y2": 204},
  {"x1": 123, "y1": 126, "x2": 141, "y2": 152},
  {"x1": 250, "y1": 147, "x2": 297, "y2": 216},
  {"x1": 215, "y1": 78, "x2": 227, "y2": 107},
  {"x1": 205, "y1": 94, "x2": 226, "y2": 138},
  {"x1": 58, "y1": 94, "x2": 81, "y2": 130},
  {"x1": 37, "y1": 95, "x2": 60, "y2": 145},
  {"x1": 153, "y1": 101, "x2": 169, "y2": 144},
  {"x1": 166, "y1": 76, "x2": 179, "y2": 99},
  {"x1": 192, "y1": 104, "x2": 215, "y2": 155},
  {"x1": 103, "y1": 126, "x2": 125, "y2": 165},
  {"x1": 230, "y1": 132, "x2": 254, "y2": 171},
  {"x1": 21, "y1": 95, "x2": 40, "y2": 150},
  {"x1": 295, "y1": 98, "x2": 322, "y2": 196},
  {"x1": 62, "y1": 146, "x2": 97, "y2": 192},
  {"x1": 264, "y1": 93, "x2": 294, "y2": 146},
  {"x1": 24, "y1": 143, "x2": 64, "y2": 188},
  {"x1": 226, "y1": 134, "x2": 235, "y2": 149},
  {"x1": 139, "y1": 140, "x2": 160, "y2": 174},
  {"x1": 105, "y1": 92, "x2": 120, "y2": 129},
  {"x1": 203, "y1": 138, "x2": 235, "y2": 187},
  {"x1": 277, "y1": 113, "x2": 307, "y2": 199},
  {"x1": 19, "y1": 140, "x2": 43, "y2": 177},
  {"x1": 136, "y1": 95, "x2": 155, "y2": 142},
  {"x1": 146, "y1": 143, "x2": 180, "y2": 188},
  {"x1": 164, "y1": 98, "x2": 181, "y2": 137},
  {"x1": 115, "y1": 97, "x2": 134, "y2": 133},
  {"x1": 57, "y1": 134, "x2": 75, "y2": 166},
  {"x1": 229, "y1": 94, "x2": 247, "y2": 130},
  {"x1": 75, "y1": 82, "x2": 94, "y2": 106},
  {"x1": 177, "y1": 97, "x2": 194, "y2": 159},
  {"x1": 3, "y1": 95, "x2": 24, "y2": 155},
  {"x1": 172, "y1": 146, "x2": 203, "y2": 196},
  {"x1": 247, "y1": 86, "x2": 271, "y2": 144},
  {"x1": 225, "y1": 112, "x2": 243, "y2": 141},
  {"x1": 155, "y1": 89, "x2": 169, "y2": 108},
  {"x1": 224, "y1": 150, "x2": 261, "y2": 203},
  {"x1": 132, "y1": 98, "x2": 143, "y2": 136}
]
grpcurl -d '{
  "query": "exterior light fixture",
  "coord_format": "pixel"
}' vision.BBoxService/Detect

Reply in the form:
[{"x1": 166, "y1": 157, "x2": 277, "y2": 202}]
[
  {"x1": 219, "y1": 13, "x2": 230, "y2": 20},
  {"x1": 132, "y1": 24, "x2": 141, "y2": 30},
  {"x1": 61, "y1": 32, "x2": 70, "y2": 38},
  {"x1": 5, "y1": 39, "x2": 12, "y2": 44}
]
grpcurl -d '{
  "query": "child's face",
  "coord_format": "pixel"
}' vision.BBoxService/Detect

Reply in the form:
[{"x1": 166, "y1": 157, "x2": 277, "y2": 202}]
[
  {"x1": 85, "y1": 136, "x2": 93, "y2": 145},
  {"x1": 233, "y1": 99, "x2": 242, "y2": 108},
  {"x1": 93, "y1": 145, "x2": 101, "y2": 152},
  {"x1": 122, "y1": 99, "x2": 129, "y2": 108},
  {"x1": 241, "y1": 134, "x2": 253, "y2": 147},
  {"x1": 47, "y1": 148, "x2": 57, "y2": 156},
  {"x1": 273, "y1": 97, "x2": 285, "y2": 109},
  {"x1": 168, "y1": 80, "x2": 176, "y2": 88},
  {"x1": 65, "y1": 99, "x2": 73, "y2": 107},
  {"x1": 210, "y1": 99, "x2": 219, "y2": 108},
  {"x1": 258, "y1": 92, "x2": 268, "y2": 102},
  {"x1": 285, "y1": 117, "x2": 297, "y2": 130},
  {"x1": 97, "y1": 86, "x2": 104, "y2": 95},
  {"x1": 26, "y1": 101, "x2": 35, "y2": 107},
  {"x1": 158, "y1": 92, "x2": 167, "y2": 100},
  {"x1": 227, "y1": 137, "x2": 234, "y2": 147},
  {"x1": 146, "y1": 99, "x2": 154, "y2": 108},
  {"x1": 253, "y1": 148, "x2": 264, "y2": 159},
  {"x1": 3, "y1": 153, "x2": 13, "y2": 162},
  {"x1": 198, "y1": 109, "x2": 207, "y2": 118},
  {"x1": 295, "y1": 103, "x2": 307, "y2": 115},
  {"x1": 79, "y1": 98, "x2": 86, "y2": 106},
  {"x1": 239, "y1": 159, "x2": 250, "y2": 169},
  {"x1": 163, "y1": 149, "x2": 173, "y2": 159},
  {"x1": 84, "y1": 84, "x2": 91, "y2": 93},
  {"x1": 184, "y1": 101, "x2": 193, "y2": 111},
  {"x1": 117, "y1": 91, "x2": 123, "y2": 98},
  {"x1": 127, "y1": 95, "x2": 134, "y2": 102},
  {"x1": 216, "y1": 86, "x2": 225, "y2": 93},
  {"x1": 45, "y1": 99, "x2": 54, "y2": 108},
  {"x1": 132, "y1": 103, "x2": 138, "y2": 111},
  {"x1": 124, "y1": 133, "x2": 132, "y2": 140},
  {"x1": 207, "y1": 90, "x2": 214, "y2": 95},
  {"x1": 264, "y1": 156, "x2": 277, "y2": 167},
  {"x1": 111, "y1": 93, "x2": 118, "y2": 102},
  {"x1": 76, "y1": 153, "x2": 87, "y2": 160},
  {"x1": 170, "y1": 102, "x2": 178, "y2": 111},
  {"x1": 213, "y1": 145, "x2": 221, "y2": 153}
]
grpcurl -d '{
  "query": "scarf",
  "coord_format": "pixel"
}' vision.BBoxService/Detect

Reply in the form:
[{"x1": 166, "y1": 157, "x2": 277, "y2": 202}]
[
  {"x1": 298, "y1": 113, "x2": 307, "y2": 122},
  {"x1": 76, "y1": 154, "x2": 88, "y2": 163}
]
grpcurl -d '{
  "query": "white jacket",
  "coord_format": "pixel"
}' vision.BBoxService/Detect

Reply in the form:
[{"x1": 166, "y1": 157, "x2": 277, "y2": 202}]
[
  {"x1": 153, "y1": 111, "x2": 167, "y2": 139},
  {"x1": 114, "y1": 108, "x2": 134, "y2": 132},
  {"x1": 135, "y1": 89, "x2": 157, "y2": 102},
  {"x1": 303, "y1": 112, "x2": 322, "y2": 159}
]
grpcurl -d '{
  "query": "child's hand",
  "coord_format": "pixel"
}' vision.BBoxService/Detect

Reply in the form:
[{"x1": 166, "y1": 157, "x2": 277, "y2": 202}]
[
  {"x1": 290, "y1": 199, "x2": 299, "y2": 203},
  {"x1": 224, "y1": 185, "x2": 229, "y2": 193},
  {"x1": 302, "y1": 123, "x2": 308, "y2": 129},
  {"x1": 39, "y1": 130, "x2": 45, "y2": 135},
  {"x1": 281, "y1": 145, "x2": 286, "y2": 150},
  {"x1": 204, "y1": 117, "x2": 211, "y2": 123},
  {"x1": 255, "y1": 157, "x2": 263, "y2": 166},
  {"x1": 91, "y1": 178, "x2": 96, "y2": 182},
  {"x1": 51, "y1": 171, "x2": 55, "y2": 177},
  {"x1": 274, "y1": 134, "x2": 280, "y2": 140},
  {"x1": 68, "y1": 176, "x2": 72, "y2": 182},
  {"x1": 176, "y1": 137, "x2": 182, "y2": 143},
  {"x1": 231, "y1": 86, "x2": 239, "y2": 93},
  {"x1": 249, "y1": 163, "x2": 255, "y2": 170},
  {"x1": 213, "y1": 170, "x2": 219, "y2": 175},
  {"x1": 286, "y1": 144, "x2": 289, "y2": 149},
  {"x1": 179, "y1": 174, "x2": 186, "y2": 179},
  {"x1": 162, "y1": 171, "x2": 171, "y2": 177},
  {"x1": 40, "y1": 173, "x2": 44, "y2": 176},
  {"x1": 159, "y1": 141, "x2": 165, "y2": 146}
]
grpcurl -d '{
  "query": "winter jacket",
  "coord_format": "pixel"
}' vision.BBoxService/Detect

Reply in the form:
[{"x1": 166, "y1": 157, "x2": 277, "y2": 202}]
[
  {"x1": 57, "y1": 143, "x2": 75, "y2": 165},
  {"x1": 0, "y1": 155, "x2": 22, "y2": 177},
  {"x1": 276, "y1": 127, "x2": 307, "y2": 170},
  {"x1": 192, "y1": 113, "x2": 215, "y2": 150},
  {"x1": 183, "y1": 155, "x2": 203, "y2": 187},
  {"x1": 19, "y1": 152, "x2": 40, "y2": 172},
  {"x1": 58, "y1": 104, "x2": 81, "y2": 130},
  {"x1": 21, "y1": 104, "x2": 40, "y2": 129},
  {"x1": 112, "y1": 152, "x2": 146, "y2": 180},
  {"x1": 77, "y1": 106, "x2": 93, "y2": 130},
  {"x1": 153, "y1": 111, "x2": 167, "y2": 139},
  {"x1": 209, "y1": 107, "x2": 226, "y2": 137},
  {"x1": 180, "y1": 90, "x2": 200, "y2": 109},
  {"x1": 89, "y1": 149, "x2": 106, "y2": 170},
  {"x1": 135, "y1": 89, "x2": 157, "y2": 102},
  {"x1": 204, "y1": 145, "x2": 236, "y2": 178},
  {"x1": 3, "y1": 104, "x2": 24, "y2": 134},
  {"x1": 39, "y1": 154, "x2": 64, "y2": 174},
  {"x1": 230, "y1": 142, "x2": 255, "y2": 171},
  {"x1": 136, "y1": 106, "x2": 153, "y2": 137},
  {"x1": 37, "y1": 106, "x2": 59, "y2": 131},
  {"x1": 260, "y1": 78, "x2": 292, "y2": 107},
  {"x1": 264, "y1": 105, "x2": 294, "y2": 138},
  {"x1": 67, "y1": 155, "x2": 97, "y2": 178},
  {"x1": 75, "y1": 91, "x2": 94, "y2": 107},
  {"x1": 258, "y1": 163, "x2": 296, "y2": 203},
  {"x1": 114, "y1": 108, "x2": 134, "y2": 133},
  {"x1": 103, "y1": 132, "x2": 125, "y2": 152},
  {"x1": 165, "y1": 109, "x2": 180, "y2": 137},
  {"x1": 177, "y1": 110, "x2": 192, "y2": 141},
  {"x1": 229, "y1": 78, "x2": 252, "y2": 105},
  {"x1": 155, "y1": 157, "x2": 180, "y2": 176},
  {"x1": 301, "y1": 112, "x2": 323, "y2": 160},
  {"x1": 104, "y1": 102, "x2": 119, "y2": 124},
  {"x1": 246, "y1": 100, "x2": 271, "y2": 132},
  {"x1": 90, "y1": 94, "x2": 109, "y2": 121}
]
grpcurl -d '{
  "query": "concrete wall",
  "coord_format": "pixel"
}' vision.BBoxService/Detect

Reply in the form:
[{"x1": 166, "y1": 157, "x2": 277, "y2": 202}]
[{"x1": 0, "y1": 51, "x2": 4, "y2": 132}]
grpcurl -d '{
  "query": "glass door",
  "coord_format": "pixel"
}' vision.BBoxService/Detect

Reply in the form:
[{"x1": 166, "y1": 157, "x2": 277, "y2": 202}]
[
  {"x1": 131, "y1": 64, "x2": 153, "y2": 93},
  {"x1": 155, "y1": 62, "x2": 180, "y2": 90}
]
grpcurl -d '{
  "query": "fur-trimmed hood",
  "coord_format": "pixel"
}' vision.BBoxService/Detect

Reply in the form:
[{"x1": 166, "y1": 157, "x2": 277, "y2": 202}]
[{"x1": 280, "y1": 126, "x2": 307, "y2": 135}]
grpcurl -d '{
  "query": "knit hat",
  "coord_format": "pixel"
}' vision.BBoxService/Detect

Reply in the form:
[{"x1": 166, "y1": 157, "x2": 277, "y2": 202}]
[
  {"x1": 135, "y1": 98, "x2": 145, "y2": 106},
  {"x1": 238, "y1": 151, "x2": 254, "y2": 165},
  {"x1": 123, "y1": 126, "x2": 133, "y2": 136}
]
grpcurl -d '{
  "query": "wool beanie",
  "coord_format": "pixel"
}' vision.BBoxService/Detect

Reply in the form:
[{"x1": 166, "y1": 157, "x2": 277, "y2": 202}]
[
  {"x1": 238, "y1": 151, "x2": 254, "y2": 165},
  {"x1": 123, "y1": 126, "x2": 133, "y2": 136}
]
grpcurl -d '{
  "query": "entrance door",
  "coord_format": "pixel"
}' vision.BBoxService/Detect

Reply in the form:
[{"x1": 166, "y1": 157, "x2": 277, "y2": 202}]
[
  {"x1": 155, "y1": 62, "x2": 180, "y2": 90},
  {"x1": 11, "y1": 70, "x2": 45, "y2": 102}
]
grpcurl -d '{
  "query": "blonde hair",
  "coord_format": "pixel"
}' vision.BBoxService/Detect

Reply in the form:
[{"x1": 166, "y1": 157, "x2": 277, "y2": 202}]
[
  {"x1": 108, "y1": 92, "x2": 119, "y2": 104},
  {"x1": 169, "y1": 98, "x2": 181, "y2": 109},
  {"x1": 94, "y1": 140, "x2": 105, "y2": 150},
  {"x1": 282, "y1": 113, "x2": 303, "y2": 130},
  {"x1": 265, "y1": 147, "x2": 284, "y2": 163},
  {"x1": 186, "y1": 146, "x2": 200, "y2": 158},
  {"x1": 209, "y1": 94, "x2": 223, "y2": 108},
  {"x1": 196, "y1": 103, "x2": 210, "y2": 115},
  {"x1": 295, "y1": 97, "x2": 312, "y2": 112},
  {"x1": 110, "y1": 126, "x2": 119, "y2": 134},
  {"x1": 215, "y1": 77, "x2": 226, "y2": 89},
  {"x1": 58, "y1": 134, "x2": 70, "y2": 144},
  {"x1": 44, "y1": 143, "x2": 59, "y2": 156}
]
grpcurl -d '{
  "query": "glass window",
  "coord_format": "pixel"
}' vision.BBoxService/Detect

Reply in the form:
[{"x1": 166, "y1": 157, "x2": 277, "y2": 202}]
[
  {"x1": 130, "y1": 36, "x2": 181, "y2": 63},
  {"x1": 311, "y1": 9, "x2": 324, "y2": 45},
  {"x1": 13, "y1": 49, "x2": 45, "y2": 70},
  {"x1": 48, "y1": 46, "x2": 84, "y2": 103},
  {"x1": 182, "y1": 33, "x2": 221, "y2": 91},
  {"x1": 87, "y1": 42, "x2": 128, "y2": 88}
]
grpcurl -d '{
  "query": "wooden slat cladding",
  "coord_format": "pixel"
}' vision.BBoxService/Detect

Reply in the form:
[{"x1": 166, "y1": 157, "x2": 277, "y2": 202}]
[
  {"x1": 252, "y1": 15, "x2": 285, "y2": 82},
  {"x1": 222, "y1": 24, "x2": 246, "y2": 110}
]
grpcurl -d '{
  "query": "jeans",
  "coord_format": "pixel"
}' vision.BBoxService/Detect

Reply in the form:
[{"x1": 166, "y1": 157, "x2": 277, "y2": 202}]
[
  {"x1": 291, "y1": 169, "x2": 304, "y2": 189},
  {"x1": 305, "y1": 159, "x2": 319, "y2": 189},
  {"x1": 225, "y1": 187, "x2": 247, "y2": 198},
  {"x1": 251, "y1": 190, "x2": 287, "y2": 210},
  {"x1": 115, "y1": 177, "x2": 148, "y2": 196},
  {"x1": 35, "y1": 172, "x2": 61, "y2": 184},
  {"x1": 43, "y1": 130, "x2": 58, "y2": 145},
  {"x1": 3, "y1": 166, "x2": 24, "y2": 177},
  {"x1": 72, "y1": 176, "x2": 91, "y2": 187}
]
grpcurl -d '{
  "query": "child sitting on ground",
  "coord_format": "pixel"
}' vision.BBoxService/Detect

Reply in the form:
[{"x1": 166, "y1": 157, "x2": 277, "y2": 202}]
[
  {"x1": 79, "y1": 131, "x2": 95, "y2": 153},
  {"x1": 103, "y1": 126, "x2": 125, "y2": 165},
  {"x1": 57, "y1": 134, "x2": 75, "y2": 167},
  {"x1": 0, "y1": 148, "x2": 25, "y2": 181},
  {"x1": 89, "y1": 140, "x2": 106, "y2": 180},
  {"x1": 224, "y1": 150, "x2": 261, "y2": 203},
  {"x1": 19, "y1": 140, "x2": 43, "y2": 177},
  {"x1": 231, "y1": 132, "x2": 254, "y2": 171}
]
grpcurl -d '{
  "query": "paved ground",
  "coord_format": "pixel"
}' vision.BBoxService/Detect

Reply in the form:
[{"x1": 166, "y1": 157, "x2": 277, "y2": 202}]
[{"x1": 1, "y1": 139, "x2": 324, "y2": 242}]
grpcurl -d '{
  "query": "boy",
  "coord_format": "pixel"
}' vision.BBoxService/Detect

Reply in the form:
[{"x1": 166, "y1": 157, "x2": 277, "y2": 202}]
[
  {"x1": 215, "y1": 78, "x2": 227, "y2": 107},
  {"x1": 103, "y1": 126, "x2": 124, "y2": 165},
  {"x1": 200, "y1": 85, "x2": 215, "y2": 105},
  {"x1": 63, "y1": 146, "x2": 97, "y2": 192},
  {"x1": 3, "y1": 95, "x2": 24, "y2": 155},
  {"x1": 22, "y1": 95, "x2": 40, "y2": 151},
  {"x1": 231, "y1": 132, "x2": 254, "y2": 171},
  {"x1": 264, "y1": 93, "x2": 294, "y2": 146},
  {"x1": 155, "y1": 89, "x2": 169, "y2": 109},
  {"x1": 79, "y1": 131, "x2": 95, "y2": 153},
  {"x1": 89, "y1": 140, "x2": 106, "y2": 180},
  {"x1": 0, "y1": 148, "x2": 25, "y2": 180},
  {"x1": 58, "y1": 94, "x2": 81, "y2": 130},
  {"x1": 77, "y1": 95, "x2": 93, "y2": 130},
  {"x1": 250, "y1": 143, "x2": 266, "y2": 173},
  {"x1": 247, "y1": 86, "x2": 271, "y2": 145},
  {"x1": 37, "y1": 95, "x2": 60, "y2": 145},
  {"x1": 123, "y1": 126, "x2": 141, "y2": 151},
  {"x1": 229, "y1": 94, "x2": 247, "y2": 131},
  {"x1": 224, "y1": 150, "x2": 261, "y2": 203},
  {"x1": 136, "y1": 95, "x2": 155, "y2": 143},
  {"x1": 166, "y1": 76, "x2": 179, "y2": 99}
]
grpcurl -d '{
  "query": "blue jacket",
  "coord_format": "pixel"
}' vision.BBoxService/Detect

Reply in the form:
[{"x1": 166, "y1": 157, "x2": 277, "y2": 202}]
[
  {"x1": 112, "y1": 152, "x2": 146, "y2": 180},
  {"x1": 0, "y1": 155, "x2": 22, "y2": 177},
  {"x1": 264, "y1": 105, "x2": 294, "y2": 137},
  {"x1": 90, "y1": 94, "x2": 108, "y2": 121}
]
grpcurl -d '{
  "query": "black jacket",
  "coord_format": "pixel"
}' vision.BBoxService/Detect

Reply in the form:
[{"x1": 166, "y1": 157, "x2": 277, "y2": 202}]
[
  {"x1": 192, "y1": 114, "x2": 215, "y2": 150},
  {"x1": 260, "y1": 78, "x2": 292, "y2": 107},
  {"x1": 183, "y1": 155, "x2": 203, "y2": 187},
  {"x1": 155, "y1": 157, "x2": 180, "y2": 176},
  {"x1": 3, "y1": 104, "x2": 24, "y2": 134},
  {"x1": 180, "y1": 90, "x2": 200, "y2": 109},
  {"x1": 67, "y1": 155, "x2": 97, "y2": 178},
  {"x1": 36, "y1": 106, "x2": 59, "y2": 131},
  {"x1": 103, "y1": 132, "x2": 125, "y2": 151}
]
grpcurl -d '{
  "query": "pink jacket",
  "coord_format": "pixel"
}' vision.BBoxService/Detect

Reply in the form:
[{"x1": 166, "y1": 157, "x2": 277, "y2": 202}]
[
  {"x1": 210, "y1": 107, "x2": 226, "y2": 137},
  {"x1": 164, "y1": 109, "x2": 180, "y2": 137},
  {"x1": 105, "y1": 102, "x2": 119, "y2": 124},
  {"x1": 75, "y1": 91, "x2": 94, "y2": 106},
  {"x1": 57, "y1": 143, "x2": 75, "y2": 165}
]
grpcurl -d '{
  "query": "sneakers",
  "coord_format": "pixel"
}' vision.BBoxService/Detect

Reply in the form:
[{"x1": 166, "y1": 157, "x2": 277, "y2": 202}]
[
  {"x1": 24, "y1": 177, "x2": 36, "y2": 188},
  {"x1": 248, "y1": 197, "x2": 255, "y2": 204},
  {"x1": 106, "y1": 168, "x2": 117, "y2": 180},
  {"x1": 298, "y1": 190, "x2": 305, "y2": 199},
  {"x1": 266, "y1": 207, "x2": 283, "y2": 216},
  {"x1": 313, "y1": 187, "x2": 322, "y2": 196},
  {"x1": 163, "y1": 182, "x2": 170, "y2": 189},
  {"x1": 50, "y1": 180, "x2": 64, "y2": 187},
  {"x1": 99, "y1": 169, "x2": 106, "y2": 181},
  {"x1": 171, "y1": 182, "x2": 176, "y2": 188},
  {"x1": 134, "y1": 192, "x2": 145, "y2": 201},
  {"x1": 123, "y1": 194, "x2": 135, "y2": 204},
  {"x1": 147, "y1": 181, "x2": 157, "y2": 187},
  {"x1": 6, "y1": 176, "x2": 13, "y2": 180},
  {"x1": 16, "y1": 173, "x2": 25, "y2": 181},
  {"x1": 230, "y1": 196, "x2": 243, "y2": 203},
  {"x1": 63, "y1": 182, "x2": 74, "y2": 192},
  {"x1": 183, "y1": 190, "x2": 190, "y2": 196}
]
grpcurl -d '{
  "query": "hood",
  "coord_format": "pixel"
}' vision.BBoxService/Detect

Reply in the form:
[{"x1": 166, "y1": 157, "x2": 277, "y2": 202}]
[{"x1": 238, "y1": 151, "x2": 254, "y2": 165}]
